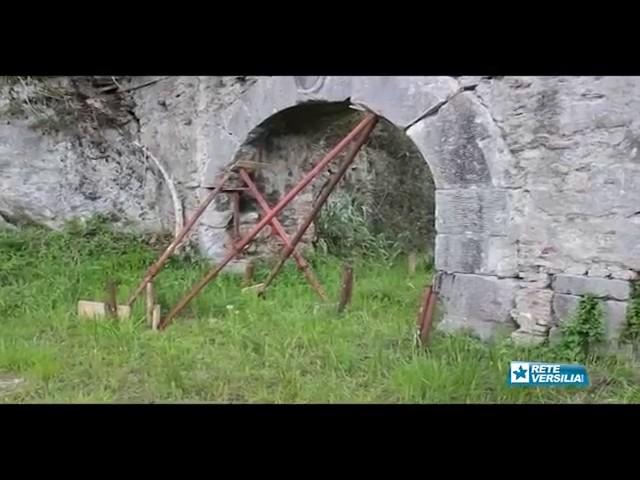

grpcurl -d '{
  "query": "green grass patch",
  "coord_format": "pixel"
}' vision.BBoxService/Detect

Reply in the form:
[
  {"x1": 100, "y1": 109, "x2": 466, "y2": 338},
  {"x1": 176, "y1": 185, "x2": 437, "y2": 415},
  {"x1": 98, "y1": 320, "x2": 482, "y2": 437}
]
[{"x1": 1, "y1": 221, "x2": 639, "y2": 403}]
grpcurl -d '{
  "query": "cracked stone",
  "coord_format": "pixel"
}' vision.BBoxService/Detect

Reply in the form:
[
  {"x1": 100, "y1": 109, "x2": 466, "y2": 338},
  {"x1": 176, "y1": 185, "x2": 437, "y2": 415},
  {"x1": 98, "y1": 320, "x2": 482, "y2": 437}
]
[{"x1": 351, "y1": 76, "x2": 459, "y2": 129}]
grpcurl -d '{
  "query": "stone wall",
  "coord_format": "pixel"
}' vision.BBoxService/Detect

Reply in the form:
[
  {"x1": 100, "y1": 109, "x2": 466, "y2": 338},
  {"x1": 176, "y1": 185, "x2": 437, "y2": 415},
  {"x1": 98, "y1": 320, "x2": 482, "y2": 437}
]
[
  {"x1": 1, "y1": 75, "x2": 638, "y2": 346},
  {"x1": 470, "y1": 76, "x2": 639, "y2": 344},
  {"x1": 0, "y1": 77, "x2": 172, "y2": 233},
  {"x1": 0, "y1": 76, "x2": 259, "y2": 240}
]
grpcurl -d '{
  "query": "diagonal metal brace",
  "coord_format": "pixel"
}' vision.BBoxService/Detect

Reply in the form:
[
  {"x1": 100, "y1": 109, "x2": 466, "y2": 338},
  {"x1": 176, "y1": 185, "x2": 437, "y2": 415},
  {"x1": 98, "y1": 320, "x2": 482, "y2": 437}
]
[{"x1": 238, "y1": 168, "x2": 328, "y2": 301}]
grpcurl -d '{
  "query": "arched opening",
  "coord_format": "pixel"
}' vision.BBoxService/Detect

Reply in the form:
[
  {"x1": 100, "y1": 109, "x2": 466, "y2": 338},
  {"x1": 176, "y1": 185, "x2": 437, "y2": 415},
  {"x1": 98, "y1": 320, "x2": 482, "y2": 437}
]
[{"x1": 211, "y1": 102, "x2": 436, "y2": 268}]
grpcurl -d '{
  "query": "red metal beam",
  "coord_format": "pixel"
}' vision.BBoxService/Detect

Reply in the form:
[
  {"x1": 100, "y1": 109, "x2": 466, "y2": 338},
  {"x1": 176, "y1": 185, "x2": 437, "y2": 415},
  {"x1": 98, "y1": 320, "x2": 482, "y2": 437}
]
[
  {"x1": 126, "y1": 171, "x2": 232, "y2": 307},
  {"x1": 158, "y1": 112, "x2": 378, "y2": 329}
]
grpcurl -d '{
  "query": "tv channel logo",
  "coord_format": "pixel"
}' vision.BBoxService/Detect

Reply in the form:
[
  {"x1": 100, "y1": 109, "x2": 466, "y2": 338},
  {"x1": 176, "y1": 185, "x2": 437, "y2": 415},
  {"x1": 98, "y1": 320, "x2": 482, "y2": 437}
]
[{"x1": 508, "y1": 361, "x2": 589, "y2": 387}]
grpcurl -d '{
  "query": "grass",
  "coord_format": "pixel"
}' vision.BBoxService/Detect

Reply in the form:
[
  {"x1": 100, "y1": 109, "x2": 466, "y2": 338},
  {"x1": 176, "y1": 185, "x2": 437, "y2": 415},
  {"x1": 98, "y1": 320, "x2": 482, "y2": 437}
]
[{"x1": 1, "y1": 221, "x2": 639, "y2": 403}]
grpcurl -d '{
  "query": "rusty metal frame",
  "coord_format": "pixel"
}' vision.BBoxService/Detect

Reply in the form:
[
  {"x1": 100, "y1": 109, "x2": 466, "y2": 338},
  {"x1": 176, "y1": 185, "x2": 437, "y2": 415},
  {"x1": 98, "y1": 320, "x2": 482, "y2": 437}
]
[
  {"x1": 158, "y1": 112, "x2": 378, "y2": 330},
  {"x1": 238, "y1": 169, "x2": 328, "y2": 301},
  {"x1": 257, "y1": 117, "x2": 378, "y2": 297}
]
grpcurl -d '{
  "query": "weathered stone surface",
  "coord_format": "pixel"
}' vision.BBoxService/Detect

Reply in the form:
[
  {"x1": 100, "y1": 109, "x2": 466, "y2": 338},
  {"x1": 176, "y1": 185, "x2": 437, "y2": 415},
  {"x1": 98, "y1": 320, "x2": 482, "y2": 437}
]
[
  {"x1": 407, "y1": 92, "x2": 493, "y2": 189},
  {"x1": 611, "y1": 270, "x2": 638, "y2": 281},
  {"x1": 294, "y1": 77, "x2": 325, "y2": 92},
  {"x1": 435, "y1": 234, "x2": 517, "y2": 277},
  {"x1": 475, "y1": 76, "x2": 640, "y2": 286},
  {"x1": 457, "y1": 76, "x2": 484, "y2": 89},
  {"x1": 295, "y1": 76, "x2": 352, "y2": 103},
  {"x1": 435, "y1": 234, "x2": 483, "y2": 273},
  {"x1": 511, "y1": 189, "x2": 640, "y2": 273},
  {"x1": 528, "y1": 178, "x2": 640, "y2": 219},
  {"x1": 475, "y1": 76, "x2": 640, "y2": 153},
  {"x1": 407, "y1": 90, "x2": 522, "y2": 188},
  {"x1": 511, "y1": 287, "x2": 554, "y2": 336},
  {"x1": 511, "y1": 330, "x2": 547, "y2": 346},
  {"x1": 587, "y1": 265, "x2": 610, "y2": 278},
  {"x1": 435, "y1": 189, "x2": 509, "y2": 235},
  {"x1": 435, "y1": 273, "x2": 518, "y2": 339},
  {"x1": 0, "y1": 118, "x2": 171, "y2": 234},
  {"x1": 553, "y1": 274, "x2": 630, "y2": 301},
  {"x1": 200, "y1": 126, "x2": 240, "y2": 187},
  {"x1": 351, "y1": 76, "x2": 459, "y2": 129},
  {"x1": 517, "y1": 270, "x2": 552, "y2": 288},
  {"x1": 552, "y1": 293, "x2": 628, "y2": 340},
  {"x1": 220, "y1": 76, "x2": 298, "y2": 143}
]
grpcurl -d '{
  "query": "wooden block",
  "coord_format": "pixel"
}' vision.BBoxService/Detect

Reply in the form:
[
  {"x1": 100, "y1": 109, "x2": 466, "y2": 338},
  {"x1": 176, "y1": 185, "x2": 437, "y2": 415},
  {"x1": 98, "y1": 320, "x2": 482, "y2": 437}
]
[
  {"x1": 77, "y1": 300, "x2": 131, "y2": 319},
  {"x1": 241, "y1": 283, "x2": 264, "y2": 294}
]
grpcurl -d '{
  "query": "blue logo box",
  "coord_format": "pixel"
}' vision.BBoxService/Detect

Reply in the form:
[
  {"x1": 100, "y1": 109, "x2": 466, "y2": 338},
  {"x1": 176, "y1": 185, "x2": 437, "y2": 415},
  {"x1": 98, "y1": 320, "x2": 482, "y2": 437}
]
[{"x1": 508, "y1": 361, "x2": 590, "y2": 388}]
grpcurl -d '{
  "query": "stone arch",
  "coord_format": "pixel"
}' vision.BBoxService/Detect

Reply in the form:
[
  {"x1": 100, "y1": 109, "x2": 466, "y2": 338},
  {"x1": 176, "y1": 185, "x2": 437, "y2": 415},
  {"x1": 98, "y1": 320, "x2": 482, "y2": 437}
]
[{"x1": 197, "y1": 76, "x2": 519, "y2": 339}]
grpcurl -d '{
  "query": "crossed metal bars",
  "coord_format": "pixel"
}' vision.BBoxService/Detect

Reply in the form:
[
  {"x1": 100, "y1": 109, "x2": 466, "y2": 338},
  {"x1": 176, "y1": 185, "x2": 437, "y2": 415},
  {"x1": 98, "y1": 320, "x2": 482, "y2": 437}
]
[{"x1": 125, "y1": 111, "x2": 379, "y2": 330}]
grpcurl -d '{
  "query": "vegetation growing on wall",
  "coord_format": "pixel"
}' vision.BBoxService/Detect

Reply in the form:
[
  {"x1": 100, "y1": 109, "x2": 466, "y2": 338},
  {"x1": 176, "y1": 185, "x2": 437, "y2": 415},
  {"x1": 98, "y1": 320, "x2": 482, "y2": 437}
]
[
  {"x1": 557, "y1": 295, "x2": 605, "y2": 363},
  {"x1": 0, "y1": 76, "x2": 136, "y2": 139},
  {"x1": 620, "y1": 281, "x2": 640, "y2": 349}
]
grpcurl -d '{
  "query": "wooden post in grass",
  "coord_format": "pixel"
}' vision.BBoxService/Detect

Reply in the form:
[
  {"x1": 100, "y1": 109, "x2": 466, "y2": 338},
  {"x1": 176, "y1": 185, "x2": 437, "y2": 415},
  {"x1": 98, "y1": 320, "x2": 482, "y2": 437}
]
[
  {"x1": 416, "y1": 285, "x2": 437, "y2": 346},
  {"x1": 416, "y1": 285, "x2": 431, "y2": 343},
  {"x1": 243, "y1": 260, "x2": 256, "y2": 287},
  {"x1": 420, "y1": 288, "x2": 437, "y2": 345},
  {"x1": 337, "y1": 262, "x2": 354, "y2": 314},
  {"x1": 105, "y1": 279, "x2": 118, "y2": 320},
  {"x1": 408, "y1": 252, "x2": 417, "y2": 275},
  {"x1": 145, "y1": 281, "x2": 162, "y2": 330},
  {"x1": 146, "y1": 281, "x2": 155, "y2": 325},
  {"x1": 151, "y1": 305, "x2": 161, "y2": 331}
]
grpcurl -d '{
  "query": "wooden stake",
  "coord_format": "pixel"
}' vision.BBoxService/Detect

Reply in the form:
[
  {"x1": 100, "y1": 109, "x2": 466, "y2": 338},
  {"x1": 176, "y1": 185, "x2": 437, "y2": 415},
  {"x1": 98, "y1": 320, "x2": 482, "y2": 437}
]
[
  {"x1": 337, "y1": 262, "x2": 354, "y2": 314},
  {"x1": 146, "y1": 282, "x2": 155, "y2": 326},
  {"x1": 105, "y1": 279, "x2": 118, "y2": 320},
  {"x1": 419, "y1": 287, "x2": 437, "y2": 345},
  {"x1": 243, "y1": 260, "x2": 256, "y2": 287},
  {"x1": 151, "y1": 305, "x2": 161, "y2": 331},
  {"x1": 408, "y1": 252, "x2": 417, "y2": 275}
]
